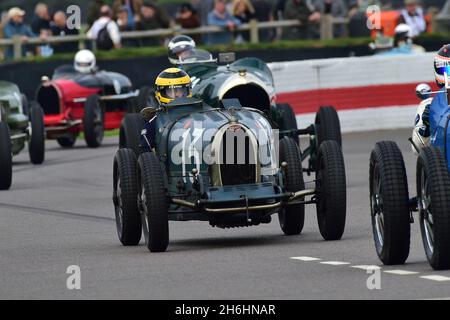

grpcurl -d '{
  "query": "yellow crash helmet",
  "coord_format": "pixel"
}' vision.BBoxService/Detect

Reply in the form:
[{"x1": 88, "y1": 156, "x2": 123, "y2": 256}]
[{"x1": 155, "y1": 68, "x2": 192, "y2": 104}]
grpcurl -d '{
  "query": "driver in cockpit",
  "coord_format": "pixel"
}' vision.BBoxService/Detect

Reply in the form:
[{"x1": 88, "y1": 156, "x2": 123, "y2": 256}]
[{"x1": 140, "y1": 67, "x2": 193, "y2": 153}]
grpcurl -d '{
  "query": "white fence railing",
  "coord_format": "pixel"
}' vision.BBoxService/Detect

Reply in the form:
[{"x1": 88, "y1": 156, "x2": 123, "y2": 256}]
[
  {"x1": 1, "y1": 13, "x2": 448, "y2": 61},
  {"x1": 0, "y1": 16, "x2": 346, "y2": 60}
]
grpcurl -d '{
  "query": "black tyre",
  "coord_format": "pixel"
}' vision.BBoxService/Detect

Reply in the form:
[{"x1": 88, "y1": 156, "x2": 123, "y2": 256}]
[
  {"x1": 21, "y1": 93, "x2": 29, "y2": 117},
  {"x1": 138, "y1": 152, "x2": 168, "y2": 252},
  {"x1": 119, "y1": 113, "x2": 145, "y2": 156},
  {"x1": 135, "y1": 86, "x2": 157, "y2": 112},
  {"x1": 56, "y1": 133, "x2": 77, "y2": 148},
  {"x1": 276, "y1": 103, "x2": 299, "y2": 144},
  {"x1": 417, "y1": 146, "x2": 450, "y2": 270},
  {"x1": 0, "y1": 122, "x2": 12, "y2": 190},
  {"x1": 278, "y1": 137, "x2": 305, "y2": 235},
  {"x1": 113, "y1": 148, "x2": 141, "y2": 246},
  {"x1": 315, "y1": 106, "x2": 342, "y2": 148},
  {"x1": 316, "y1": 140, "x2": 346, "y2": 240},
  {"x1": 28, "y1": 103, "x2": 45, "y2": 165},
  {"x1": 369, "y1": 141, "x2": 410, "y2": 265},
  {"x1": 83, "y1": 94, "x2": 104, "y2": 148}
]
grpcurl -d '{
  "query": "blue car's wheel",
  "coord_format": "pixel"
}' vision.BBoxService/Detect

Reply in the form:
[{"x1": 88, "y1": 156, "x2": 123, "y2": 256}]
[
  {"x1": 369, "y1": 141, "x2": 410, "y2": 264},
  {"x1": 417, "y1": 146, "x2": 450, "y2": 270}
]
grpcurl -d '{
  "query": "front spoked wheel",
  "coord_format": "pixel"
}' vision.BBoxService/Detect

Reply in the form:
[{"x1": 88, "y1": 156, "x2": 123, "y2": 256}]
[
  {"x1": 369, "y1": 141, "x2": 410, "y2": 265},
  {"x1": 138, "y1": 152, "x2": 169, "y2": 252},
  {"x1": 417, "y1": 146, "x2": 450, "y2": 270}
]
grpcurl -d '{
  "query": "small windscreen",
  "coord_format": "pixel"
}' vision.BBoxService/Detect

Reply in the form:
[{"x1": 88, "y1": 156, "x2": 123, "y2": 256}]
[{"x1": 178, "y1": 49, "x2": 215, "y2": 65}]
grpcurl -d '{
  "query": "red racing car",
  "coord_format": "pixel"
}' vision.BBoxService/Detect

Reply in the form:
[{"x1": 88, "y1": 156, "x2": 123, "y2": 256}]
[{"x1": 36, "y1": 65, "x2": 147, "y2": 148}]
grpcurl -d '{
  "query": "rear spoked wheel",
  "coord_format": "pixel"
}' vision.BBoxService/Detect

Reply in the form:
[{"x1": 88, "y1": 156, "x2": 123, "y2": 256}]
[
  {"x1": 278, "y1": 137, "x2": 305, "y2": 235},
  {"x1": 113, "y1": 148, "x2": 141, "y2": 246},
  {"x1": 315, "y1": 106, "x2": 342, "y2": 147},
  {"x1": 83, "y1": 94, "x2": 104, "y2": 148},
  {"x1": 120, "y1": 113, "x2": 145, "y2": 156}
]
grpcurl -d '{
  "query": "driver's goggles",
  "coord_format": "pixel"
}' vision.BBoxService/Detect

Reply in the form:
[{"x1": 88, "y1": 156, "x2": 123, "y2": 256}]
[{"x1": 158, "y1": 85, "x2": 191, "y2": 99}]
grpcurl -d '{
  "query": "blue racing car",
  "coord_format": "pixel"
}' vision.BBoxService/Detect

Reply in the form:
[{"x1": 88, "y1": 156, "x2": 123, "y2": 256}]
[{"x1": 369, "y1": 80, "x2": 450, "y2": 270}]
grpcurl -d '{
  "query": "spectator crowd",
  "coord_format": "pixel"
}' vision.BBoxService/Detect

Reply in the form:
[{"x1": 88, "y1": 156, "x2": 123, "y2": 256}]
[{"x1": 0, "y1": 0, "x2": 447, "y2": 60}]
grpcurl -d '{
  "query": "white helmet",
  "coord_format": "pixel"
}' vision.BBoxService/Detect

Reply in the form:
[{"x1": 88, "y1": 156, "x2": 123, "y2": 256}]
[
  {"x1": 74, "y1": 49, "x2": 96, "y2": 74},
  {"x1": 167, "y1": 35, "x2": 196, "y2": 65},
  {"x1": 393, "y1": 23, "x2": 412, "y2": 47},
  {"x1": 434, "y1": 44, "x2": 450, "y2": 87},
  {"x1": 394, "y1": 23, "x2": 412, "y2": 37}
]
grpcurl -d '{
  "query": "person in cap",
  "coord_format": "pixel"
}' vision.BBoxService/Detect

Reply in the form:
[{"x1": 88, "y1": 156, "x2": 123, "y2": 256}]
[
  {"x1": 2, "y1": 7, "x2": 36, "y2": 59},
  {"x1": 398, "y1": 0, "x2": 427, "y2": 37},
  {"x1": 140, "y1": 67, "x2": 193, "y2": 152}
]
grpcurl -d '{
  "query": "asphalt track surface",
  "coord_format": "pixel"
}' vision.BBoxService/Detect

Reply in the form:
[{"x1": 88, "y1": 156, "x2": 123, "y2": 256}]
[{"x1": 1, "y1": 129, "x2": 450, "y2": 300}]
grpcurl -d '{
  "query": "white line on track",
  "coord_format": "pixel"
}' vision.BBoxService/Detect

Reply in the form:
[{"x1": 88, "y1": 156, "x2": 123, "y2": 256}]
[
  {"x1": 320, "y1": 261, "x2": 351, "y2": 266},
  {"x1": 420, "y1": 275, "x2": 450, "y2": 282},
  {"x1": 351, "y1": 265, "x2": 381, "y2": 271},
  {"x1": 383, "y1": 270, "x2": 419, "y2": 275},
  {"x1": 290, "y1": 256, "x2": 321, "y2": 261},
  {"x1": 289, "y1": 257, "x2": 450, "y2": 284}
]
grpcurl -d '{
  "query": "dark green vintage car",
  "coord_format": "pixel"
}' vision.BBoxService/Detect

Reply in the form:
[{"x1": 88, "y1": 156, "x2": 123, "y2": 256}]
[
  {"x1": 114, "y1": 95, "x2": 346, "y2": 252},
  {"x1": 0, "y1": 81, "x2": 45, "y2": 190}
]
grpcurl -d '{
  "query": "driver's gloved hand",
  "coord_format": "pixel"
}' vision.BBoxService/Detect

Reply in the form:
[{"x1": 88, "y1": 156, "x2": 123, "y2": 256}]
[
  {"x1": 418, "y1": 104, "x2": 430, "y2": 138},
  {"x1": 140, "y1": 121, "x2": 156, "y2": 153}
]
